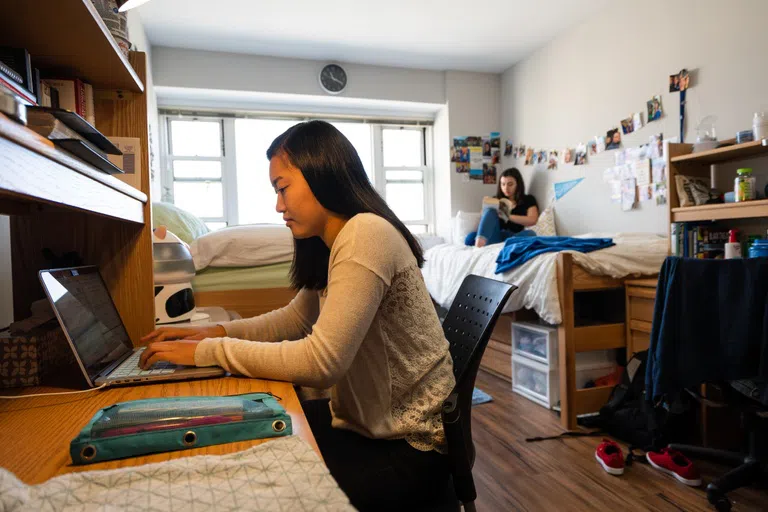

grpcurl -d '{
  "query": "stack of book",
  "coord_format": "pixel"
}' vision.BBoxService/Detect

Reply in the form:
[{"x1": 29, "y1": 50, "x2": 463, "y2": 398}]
[
  {"x1": 0, "y1": 46, "x2": 96, "y2": 126},
  {"x1": 670, "y1": 223, "x2": 729, "y2": 258},
  {"x1": 0, "y1": 47, "x2": 37, "y2": 105},
  {"x1": 26, "y1": 108, "x2": 122, "y2": 175}
]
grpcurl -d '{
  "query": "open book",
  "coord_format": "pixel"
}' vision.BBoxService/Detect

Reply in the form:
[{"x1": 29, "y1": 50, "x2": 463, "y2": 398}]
[{"x1": 482, "y1": 197, "x2": 515, "y2": 223}]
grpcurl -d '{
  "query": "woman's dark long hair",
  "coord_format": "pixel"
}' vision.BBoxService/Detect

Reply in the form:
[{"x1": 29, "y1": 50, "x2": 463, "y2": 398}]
[
  {"x1": 267, "y1": 121, "x2": 424, "y2": 290},
  {"x1": 496, "y1": 167, "x2": 525, "y2": 203}
]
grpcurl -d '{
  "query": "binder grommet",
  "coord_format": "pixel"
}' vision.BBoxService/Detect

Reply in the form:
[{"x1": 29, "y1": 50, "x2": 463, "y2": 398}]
[
  {"x1": 183, "y1": 431, "x2": 197, "y2": 446},
  {"x1": 80, "y1": 445, "x2": 97, "y2": 461},
  {"x1": 272, "y1": 420, "x2": 286, "y2": 433}
]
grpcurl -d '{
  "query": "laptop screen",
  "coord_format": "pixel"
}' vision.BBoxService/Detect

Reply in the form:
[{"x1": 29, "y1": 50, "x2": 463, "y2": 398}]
[{"x1": 40, "y1": 267, "x2": 133, "y2": 381}]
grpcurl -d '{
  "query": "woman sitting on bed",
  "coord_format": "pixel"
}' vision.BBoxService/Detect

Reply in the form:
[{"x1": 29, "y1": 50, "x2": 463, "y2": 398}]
[
  {"x1": 139, "y1": 121, "x2": 457, "y2": 510},
  {"x1": 466, "y1": 167, "x2": 539, "y2": 247}
]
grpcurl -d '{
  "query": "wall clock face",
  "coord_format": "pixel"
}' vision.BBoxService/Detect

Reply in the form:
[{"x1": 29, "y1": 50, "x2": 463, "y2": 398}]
[{"x1": 319, "y1": 64, "x2": 347, "y2": 94}]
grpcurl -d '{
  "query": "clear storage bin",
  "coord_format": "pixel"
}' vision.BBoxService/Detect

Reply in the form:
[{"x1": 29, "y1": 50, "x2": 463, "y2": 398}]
[{"x1": 511, "y1": 321, "x2": 557, "y2": 365}]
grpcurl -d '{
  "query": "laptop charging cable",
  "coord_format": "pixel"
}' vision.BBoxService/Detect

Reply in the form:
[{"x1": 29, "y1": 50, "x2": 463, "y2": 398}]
[{"x1": 0, "y1": 383, "x2": 108, "y2": 399}]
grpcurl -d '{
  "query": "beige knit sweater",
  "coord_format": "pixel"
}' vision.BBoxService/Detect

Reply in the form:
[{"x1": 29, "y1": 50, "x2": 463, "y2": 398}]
[{"x1": 195, "y1": 213, "x2": 455, "y2": 451}]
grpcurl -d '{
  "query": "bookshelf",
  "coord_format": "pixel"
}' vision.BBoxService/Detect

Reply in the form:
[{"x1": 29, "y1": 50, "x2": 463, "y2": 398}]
[
  {"x1": 667, "y1": 141, "x2": 768, "y2": 254},
  {"x1": 0, "y1": 0, "x2": 144, "y2": 92},
  {"x1": 0, "y1": 13, "x2": 154, "y2": 346}
]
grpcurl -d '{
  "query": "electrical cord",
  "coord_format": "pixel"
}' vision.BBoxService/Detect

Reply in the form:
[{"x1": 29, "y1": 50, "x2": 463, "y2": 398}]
[{"x1": 0, "y1": 383, "x2": 108, "y2": 399}]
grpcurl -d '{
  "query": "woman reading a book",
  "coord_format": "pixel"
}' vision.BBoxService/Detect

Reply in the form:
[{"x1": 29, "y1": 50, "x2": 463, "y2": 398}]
[
  {"x1": 466, "y1": 167, "x2": 539, "y2": 247},
  {"x1": 138, "y1": 121, "x2": 457, "y2": 510}
]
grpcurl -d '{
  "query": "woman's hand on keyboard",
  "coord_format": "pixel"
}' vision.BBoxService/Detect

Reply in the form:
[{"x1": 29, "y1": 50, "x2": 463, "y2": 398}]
[
  {"x1": 139, "y1": 340, "x2": 201, "y2": 369},
  {"x1": 140, "y1": 325, "x2": 227, "y2": 344}
]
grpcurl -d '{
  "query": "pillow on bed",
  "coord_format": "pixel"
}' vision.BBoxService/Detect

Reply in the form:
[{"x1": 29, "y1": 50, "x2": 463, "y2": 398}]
[
  {"x1": 190, "y1": 224, "x2": 294, "y2": 271},
  {"x1": 530, "y1": 206, "x2": 557, "y2": 237},
  {"x1": 152, "y1": 202, "x2": 210, "y2": 245},
  {"x1": 452, "y1": 211, "x2": 481, "y2": 245}
]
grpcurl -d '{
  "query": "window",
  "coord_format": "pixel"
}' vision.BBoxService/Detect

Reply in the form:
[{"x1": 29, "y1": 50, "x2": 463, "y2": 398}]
[
  {"x1": 374, "y1": 126, "x2": 432, "y2": 233},
  {"x1": 162, "y1": 114, "x2": 433, "y2": 233}
]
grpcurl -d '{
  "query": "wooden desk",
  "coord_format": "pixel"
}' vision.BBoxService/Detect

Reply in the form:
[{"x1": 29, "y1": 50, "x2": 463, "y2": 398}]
[
  {"x1": 0, "y1": 377, "x2": 318, "y2": 484},
  {"x1": 624, "y1": 277, "x2": 658, "y2": 357}
]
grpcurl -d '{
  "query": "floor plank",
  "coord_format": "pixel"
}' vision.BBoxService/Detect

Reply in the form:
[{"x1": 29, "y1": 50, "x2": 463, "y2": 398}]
[{"x1": 471, "y1": 370, "x2": 768, "y2": 511}]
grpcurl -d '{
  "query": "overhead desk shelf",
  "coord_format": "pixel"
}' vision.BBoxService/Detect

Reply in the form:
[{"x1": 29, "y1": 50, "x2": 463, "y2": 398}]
[
  {"x1": 671, "y1": 140, "x2": 768, "y2": 165},
  {"x1": 671, "y1": 199, "x2": 768, "y2": 223},
  {"x1": 0, "y1": 0, "x2": 144, "y2": 93},
  {"x1": 0, "y1": 114, "x2": 145, "y2": 223}
]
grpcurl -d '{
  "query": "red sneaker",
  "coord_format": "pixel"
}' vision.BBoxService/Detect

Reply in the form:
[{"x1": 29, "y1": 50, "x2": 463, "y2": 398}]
[
  {"x1": 646, "y1": 448, "x2": 702, "y2": 486},
  {"x1": 595, "y1": 439, "x2": 625, "y2": 475}
]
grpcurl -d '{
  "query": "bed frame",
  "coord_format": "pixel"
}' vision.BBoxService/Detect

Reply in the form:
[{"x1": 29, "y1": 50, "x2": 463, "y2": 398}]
[
  {"x1": 555, "y1": 252, "x2": 630, "y2": 430},
  {"x1": 194, "y1": 287, "x2": 297, "y2": 319}
]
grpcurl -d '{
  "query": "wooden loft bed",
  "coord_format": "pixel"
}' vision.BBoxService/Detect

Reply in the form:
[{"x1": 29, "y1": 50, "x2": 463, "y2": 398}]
[
  {"x1": 1, "y1": 0, "x2": 154, "y2": 345},
  {"x1": 481, "y1": 253, "x2": 639, "y2": 430}
]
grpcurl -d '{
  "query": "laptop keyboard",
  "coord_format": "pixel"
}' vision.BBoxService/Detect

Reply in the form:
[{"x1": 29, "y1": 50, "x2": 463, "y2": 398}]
[{"x1": 109, "y1": 349, "x2": 179, "y2": 378}]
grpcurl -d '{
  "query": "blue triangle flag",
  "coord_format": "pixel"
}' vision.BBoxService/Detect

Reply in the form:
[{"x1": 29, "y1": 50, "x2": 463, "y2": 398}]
[{"x1": 554, "y1": 178, "x2": 584, "y2": 201}]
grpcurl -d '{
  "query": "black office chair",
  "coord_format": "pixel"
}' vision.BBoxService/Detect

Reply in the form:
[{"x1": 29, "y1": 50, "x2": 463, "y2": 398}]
[
  {"x1": 441, "y1": 275, "x2": 517, "y2": 512},
  {"x1": 669, "y1": 380, "x2": 768, "y2": 512}
]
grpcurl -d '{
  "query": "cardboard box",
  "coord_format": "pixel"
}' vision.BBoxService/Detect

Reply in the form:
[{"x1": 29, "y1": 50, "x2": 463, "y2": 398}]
[
  {"x1": 0, "y1": 321, "x2": 80, "y2": 388},
  {"x1": 107, "y1": 136, "x2": 142, "y2": 191}
]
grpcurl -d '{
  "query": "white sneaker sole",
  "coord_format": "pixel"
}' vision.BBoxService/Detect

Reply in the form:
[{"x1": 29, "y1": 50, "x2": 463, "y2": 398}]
[
  {"x1": 595, "y1": 452, "x2": 624, "y2": 475},
  {"x1": 646, "y1": 453, "x2": 702, "y2": 486}
]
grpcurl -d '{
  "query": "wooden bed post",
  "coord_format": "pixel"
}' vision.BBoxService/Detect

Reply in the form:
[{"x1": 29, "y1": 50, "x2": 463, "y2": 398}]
[{"x1": 557, "y1": 253, "x2": 577, "y2": 430}]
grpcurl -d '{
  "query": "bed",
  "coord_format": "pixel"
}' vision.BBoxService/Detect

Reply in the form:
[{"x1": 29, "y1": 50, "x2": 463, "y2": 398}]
[{"x1": 422, "y1": 233, "x2": 668, "y2": 429}]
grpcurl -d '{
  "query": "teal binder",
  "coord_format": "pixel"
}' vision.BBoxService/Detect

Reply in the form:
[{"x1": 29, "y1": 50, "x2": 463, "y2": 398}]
[{"x1": 70, "y1": 393, "x2": 292, "y2": 465}]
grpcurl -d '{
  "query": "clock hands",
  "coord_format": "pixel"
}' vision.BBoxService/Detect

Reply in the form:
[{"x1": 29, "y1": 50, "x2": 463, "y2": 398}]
[{"x1": 328, "y1": 72, "x2": 343, "y2": 86}]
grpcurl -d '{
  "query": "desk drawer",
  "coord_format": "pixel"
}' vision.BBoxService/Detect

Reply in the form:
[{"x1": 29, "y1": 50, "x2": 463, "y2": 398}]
[
  {"x1": 629, "y1": 329, "x2": 651, "y2": 356},
  {"x1": 480, "y1": 344, "x2": 512, "y2": 382},
  {"x1": 628, "y1": 295, "x2": 655, "y2": 323}
]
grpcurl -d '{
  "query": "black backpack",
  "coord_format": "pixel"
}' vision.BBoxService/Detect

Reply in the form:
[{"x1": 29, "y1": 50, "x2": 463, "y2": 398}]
[{"x1": 527, "y1": 350, "x2": 694, "y2": 463}]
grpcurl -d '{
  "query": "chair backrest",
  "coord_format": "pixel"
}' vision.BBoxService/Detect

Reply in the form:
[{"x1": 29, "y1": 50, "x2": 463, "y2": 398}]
[{"x1": 441, "y1": 275, "x2": 516, "y2": 506}]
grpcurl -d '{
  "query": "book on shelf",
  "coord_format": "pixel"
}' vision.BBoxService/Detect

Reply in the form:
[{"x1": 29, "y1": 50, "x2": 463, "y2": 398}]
[
  {"x1": 0, "y1": 47, "x2": 33, "y2": 94},
  {"x1": 0, "y1": 74, "x2": 36, "y2": 105},
  {"x1": 41, "y1": 79, "x2": 93, "y2": 123},
  {"x1": 26, "y1": 109, "x2": 87, "y2": 143},
  {"x1": 670, "y1": 222, "x2": 728, "y2": 259}
]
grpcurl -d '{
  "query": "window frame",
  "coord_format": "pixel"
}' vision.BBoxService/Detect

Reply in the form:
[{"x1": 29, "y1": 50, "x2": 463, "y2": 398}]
[
  {"x1": 372, "y1": 124, "x2": 434, "y2": 233},
  {"x1": 160, "y1": 115, "x2": 239, "y2": 228},
  {"x1": 160, "y1": 114, "x2": 434, "y2": 233}
]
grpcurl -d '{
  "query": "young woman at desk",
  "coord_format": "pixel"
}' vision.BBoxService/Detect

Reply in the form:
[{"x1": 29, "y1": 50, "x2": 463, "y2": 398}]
[
  {"x1": 140, "y1": 121, "x2": 457, "y2": 510},
  {"x1": 465, "y1": 167, "x2": 539, "y2": 247}
]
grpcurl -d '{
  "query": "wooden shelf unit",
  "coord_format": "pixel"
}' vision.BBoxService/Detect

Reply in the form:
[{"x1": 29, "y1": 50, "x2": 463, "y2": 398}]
[
  {"x1": 1, "y1": 51, "x2": 154, "y2": 346},
  {"x1": 0, "y1": 0, "x2": 144, "y2": 93},
  {"x1": 667, "y1": 141, "x2": 768, "y2": 235},
  {"x1": 670, "y1": 140, "x2": 768, "y2": 165}
]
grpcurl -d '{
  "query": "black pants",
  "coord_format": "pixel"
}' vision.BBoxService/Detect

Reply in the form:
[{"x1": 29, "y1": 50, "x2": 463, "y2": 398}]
[{"x1": 301, "y1": 399, "x2": 458, "y2": 511}]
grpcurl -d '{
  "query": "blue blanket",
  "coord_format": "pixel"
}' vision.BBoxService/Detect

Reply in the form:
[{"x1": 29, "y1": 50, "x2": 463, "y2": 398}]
[{"x1": 494, "y1": 236, "x2": 614, "y2": 274}]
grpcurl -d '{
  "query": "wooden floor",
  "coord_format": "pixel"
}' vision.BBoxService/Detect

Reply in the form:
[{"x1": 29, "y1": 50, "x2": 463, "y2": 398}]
[{"x1": 471, "y1": 371, "x2": 768, "y2": 512}]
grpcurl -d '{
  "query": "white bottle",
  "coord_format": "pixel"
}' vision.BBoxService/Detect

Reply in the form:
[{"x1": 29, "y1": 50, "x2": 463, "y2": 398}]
[
  {"x1": 724, "y1": 229, "x2": 742, "y2": 259},
  {"x1": 753, "y1": 112, "x2": 768, "y2": 140}
]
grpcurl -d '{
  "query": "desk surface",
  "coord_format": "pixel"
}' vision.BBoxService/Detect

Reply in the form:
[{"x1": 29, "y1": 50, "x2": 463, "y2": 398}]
[{"x1": 0, "y1": 377, "x2": 318, "y2": 484}]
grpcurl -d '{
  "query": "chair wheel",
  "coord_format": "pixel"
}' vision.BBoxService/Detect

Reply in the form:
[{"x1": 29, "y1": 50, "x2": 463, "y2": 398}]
[{"x1": 710, "y1": 496, "x2": 731, "y2": 512}]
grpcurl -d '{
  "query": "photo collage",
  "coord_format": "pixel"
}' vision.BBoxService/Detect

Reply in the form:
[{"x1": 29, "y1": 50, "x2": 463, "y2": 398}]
[{"x1": 452, "y1": 132, "x2": 501, "y2": 184}]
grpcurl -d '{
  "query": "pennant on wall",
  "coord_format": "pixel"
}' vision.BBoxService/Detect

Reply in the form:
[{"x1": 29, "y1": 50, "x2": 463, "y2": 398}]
[{"x1": 553, "y1": 178, "x2": 584, "y2": 201}]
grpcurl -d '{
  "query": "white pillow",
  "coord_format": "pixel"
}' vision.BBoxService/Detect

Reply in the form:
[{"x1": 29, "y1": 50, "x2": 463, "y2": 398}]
[
  {"x1": 190, "y1": 224, "x2": 294, "y2": 270},
  {"x1": 452, "y1": 211, "x2": 481, "y2": 245},
  {"x1": 530, "y1": 206, "x2": 557, "y2": 237},
  {"x1": 415, "y1": 233, "x2": 444, "y2": 251}
]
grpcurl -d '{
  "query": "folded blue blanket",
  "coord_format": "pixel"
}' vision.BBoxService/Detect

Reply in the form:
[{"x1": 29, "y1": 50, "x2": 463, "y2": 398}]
[{"x1": 495, "y1": 236, "x2": 615, "y2": 274}]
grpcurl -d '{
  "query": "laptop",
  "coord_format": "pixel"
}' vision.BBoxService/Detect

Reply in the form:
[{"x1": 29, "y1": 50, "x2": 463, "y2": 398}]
[{"x1": 39, "y1": 266, "x2": 225, "y2": 387}]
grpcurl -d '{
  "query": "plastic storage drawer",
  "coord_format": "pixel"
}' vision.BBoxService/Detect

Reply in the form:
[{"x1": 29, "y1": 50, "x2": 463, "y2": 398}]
[{"x1": 511, "y1": 321, "x2": 557, "y2": 365}]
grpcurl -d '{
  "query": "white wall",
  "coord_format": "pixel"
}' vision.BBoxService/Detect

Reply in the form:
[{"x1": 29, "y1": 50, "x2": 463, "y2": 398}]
[
  {"x1": 446, "y1": 71, "x2": 501, "y2": 215},
  {"x1": 127, "y1": 11, "x2": 161, "y2": 201},
  {"x1": 501, "y1": 0, "x2": 768, "y2": 236},
  {"x1": 152, "y1": 47, "x2": 446, "y2": 105}
]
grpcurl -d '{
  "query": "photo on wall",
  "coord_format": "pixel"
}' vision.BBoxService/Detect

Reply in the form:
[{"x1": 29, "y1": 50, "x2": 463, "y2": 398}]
[
  {"x1": 482, "y1": 138, "x2": 492, "y2": 157},
  {"x1": 504, "y1": 140, "x2": 513, "y2": 156},
  {"x1": 455, "y1": 162, "x2": 469, "y2": 173},
  {"x1": 587, "y1": 140, "x2": 598, "y2": 156},
  {"x1": 669, "y1": 68, "x2": 690, "y2": 92},
  {"x1": 563, "y1": 147, "x2": 574, "y2": 164},
  {"x1": 647, "y1": 95, "x2": 663, "y2": 121},
  {"x1": 605, "y1": 128, "x2": 622, "y2": 150},
  {"x1": 490, "y1": 133, "x2": 501, "y2": 149},
  {"x1": 574, "y1": 144, "x2": 587, "y2": 165},
  {"x1": 492, "y1": 150, "x2": 500, "y2": 164},
  {"x1": 517, "y1": 145, "x2": 526, "y2": 158},
  {"x1": 525, "y1": 148, "x2": 534, "y2": 165},
  {"x1": 483, "y1": 163, "x2": 497, "y2": 184},
  {"x1": 547, "y1": 150, "x2": 559, "y2": 170}
]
